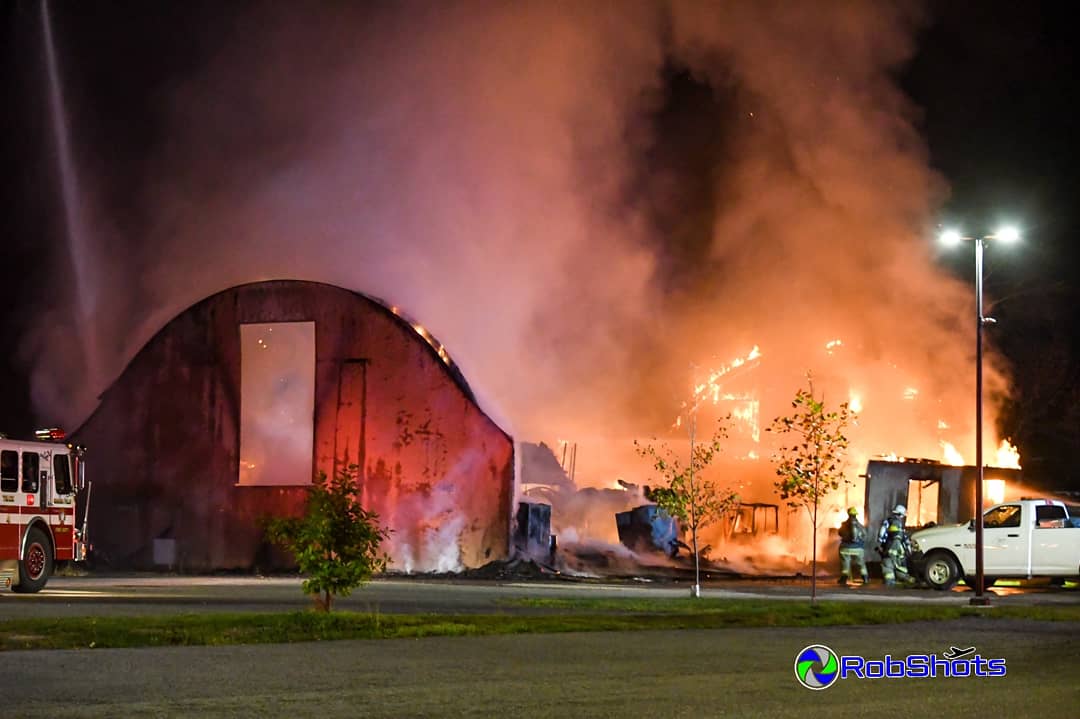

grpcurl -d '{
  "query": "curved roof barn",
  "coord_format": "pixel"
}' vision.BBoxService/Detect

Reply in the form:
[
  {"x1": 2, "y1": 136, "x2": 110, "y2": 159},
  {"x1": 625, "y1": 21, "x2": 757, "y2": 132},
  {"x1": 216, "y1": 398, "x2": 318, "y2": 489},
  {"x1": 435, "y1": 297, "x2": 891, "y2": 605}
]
[{"x1": 75, "y1": 280, "x2": 513, "y2": 573}]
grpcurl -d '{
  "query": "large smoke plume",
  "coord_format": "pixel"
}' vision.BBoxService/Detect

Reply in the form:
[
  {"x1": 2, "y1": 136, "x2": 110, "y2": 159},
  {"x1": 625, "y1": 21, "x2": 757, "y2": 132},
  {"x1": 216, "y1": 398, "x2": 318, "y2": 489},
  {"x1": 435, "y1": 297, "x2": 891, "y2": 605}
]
[{"x1": 27, "y1": 1, "x2": 1008, "y2": 509}]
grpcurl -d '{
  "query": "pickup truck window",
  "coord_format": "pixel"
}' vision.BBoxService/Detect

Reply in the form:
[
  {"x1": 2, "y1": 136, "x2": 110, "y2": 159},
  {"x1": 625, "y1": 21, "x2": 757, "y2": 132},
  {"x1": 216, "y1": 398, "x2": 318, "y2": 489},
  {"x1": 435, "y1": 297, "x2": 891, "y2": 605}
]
[
  {"x1": 984, "y1": 504, "x2": 1021, "y2": 529},
  {"x1": 1036, "y1": 504, "x2": 1068, "y2": 528}
]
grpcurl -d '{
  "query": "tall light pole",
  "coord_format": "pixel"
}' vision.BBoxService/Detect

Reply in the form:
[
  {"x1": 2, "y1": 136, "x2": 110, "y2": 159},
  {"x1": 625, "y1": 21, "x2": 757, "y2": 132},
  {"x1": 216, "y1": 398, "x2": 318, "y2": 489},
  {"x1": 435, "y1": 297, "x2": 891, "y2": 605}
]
[{"x1": 940, "y1": 226, "x2": 1019, "y2": 606}]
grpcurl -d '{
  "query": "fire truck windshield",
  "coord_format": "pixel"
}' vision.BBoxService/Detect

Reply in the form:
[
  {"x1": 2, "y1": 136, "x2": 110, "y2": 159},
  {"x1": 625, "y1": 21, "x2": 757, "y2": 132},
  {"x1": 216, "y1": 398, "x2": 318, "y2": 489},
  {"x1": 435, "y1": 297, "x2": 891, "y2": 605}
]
[{"x1": 55, "y1": 454, "x2": 73, "y2": 494}]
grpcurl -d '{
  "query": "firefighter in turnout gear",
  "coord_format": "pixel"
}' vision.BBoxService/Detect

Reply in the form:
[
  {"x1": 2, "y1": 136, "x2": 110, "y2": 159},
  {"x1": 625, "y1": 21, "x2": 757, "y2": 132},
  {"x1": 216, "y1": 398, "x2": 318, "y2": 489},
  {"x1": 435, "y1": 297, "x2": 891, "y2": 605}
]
[
  {"x1": 837, "y1": 506, "x2": 869, "y2": 585},
  {"x1": 878, "y1": 504, "x2": 914, "y2": 586}
]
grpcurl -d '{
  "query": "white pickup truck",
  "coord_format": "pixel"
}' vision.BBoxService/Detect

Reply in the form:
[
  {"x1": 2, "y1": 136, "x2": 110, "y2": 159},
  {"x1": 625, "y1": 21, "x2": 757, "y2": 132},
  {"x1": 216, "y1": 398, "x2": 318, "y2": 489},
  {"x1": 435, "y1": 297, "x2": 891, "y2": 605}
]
[{"x1": 910, "y1": 499, "x2": 1080, "y2": 590}]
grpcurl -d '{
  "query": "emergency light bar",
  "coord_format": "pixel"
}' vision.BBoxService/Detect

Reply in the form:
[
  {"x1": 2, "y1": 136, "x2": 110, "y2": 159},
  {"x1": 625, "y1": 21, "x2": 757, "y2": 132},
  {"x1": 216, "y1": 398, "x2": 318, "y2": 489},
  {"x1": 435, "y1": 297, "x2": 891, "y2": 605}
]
[{"x1": 34, "y1": 427, "x2": 66, "y2": 441}]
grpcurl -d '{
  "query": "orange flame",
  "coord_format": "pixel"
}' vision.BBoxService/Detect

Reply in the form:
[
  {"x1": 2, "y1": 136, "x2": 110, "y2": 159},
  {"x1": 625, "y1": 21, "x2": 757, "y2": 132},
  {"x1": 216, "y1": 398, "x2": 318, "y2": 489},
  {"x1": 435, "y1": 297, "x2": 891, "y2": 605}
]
[
  {"x1": 984, "y1": 478, "x2": 1006, "y2": 504},
  {"x1": 940, "y1": 441, "x2": 964, "y2": 466},
  {"x1": 730, "y1": 402, "x2": 761, "y2": 442},
  {"x1": 995, "y1": 439, "x2": 1021, "y2": 469},
  {"x1": 848, "y1": 390, "x2": 862, "y2": 414},
  {"x1": 677, "y1": 345, "x2": 763, "y2": 425},
  {"x1": 937, "y1": 439, "x2": 1020, "y2": 469}
]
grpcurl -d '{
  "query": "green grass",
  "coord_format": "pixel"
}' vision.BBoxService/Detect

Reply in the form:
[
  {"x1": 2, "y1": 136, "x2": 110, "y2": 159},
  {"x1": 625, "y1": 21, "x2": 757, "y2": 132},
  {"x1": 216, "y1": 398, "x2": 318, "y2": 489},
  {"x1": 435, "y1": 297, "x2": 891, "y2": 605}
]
[
  {"x1": 505, "y1": 595, "x2": 1080, "y2": 622},
  {"x1": 3, "y1": 597, "x2": 1079, "y2": 652}
]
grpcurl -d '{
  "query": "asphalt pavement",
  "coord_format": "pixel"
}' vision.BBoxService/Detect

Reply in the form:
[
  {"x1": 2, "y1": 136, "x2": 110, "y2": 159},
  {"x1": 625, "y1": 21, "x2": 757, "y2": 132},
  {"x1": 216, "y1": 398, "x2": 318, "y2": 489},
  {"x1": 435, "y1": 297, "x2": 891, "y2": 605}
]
[
  {"x1": 1, "y1": 572, "x2": 1076, "y2": 619},
  {"x1": 3, "y1": 618, "x2": 1078, "y2": 718}
]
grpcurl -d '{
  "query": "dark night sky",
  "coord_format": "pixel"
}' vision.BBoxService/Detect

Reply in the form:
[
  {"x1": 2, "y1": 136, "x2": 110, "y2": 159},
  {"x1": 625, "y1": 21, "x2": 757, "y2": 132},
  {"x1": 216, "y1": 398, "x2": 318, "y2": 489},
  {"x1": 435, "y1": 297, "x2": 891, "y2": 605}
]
[
  {"x1": 902, "y1": 1, "x2": 1080, "y2": 484},
  {"x1": 2, "y1": 1, "x2": 1079, "y2": 485}
]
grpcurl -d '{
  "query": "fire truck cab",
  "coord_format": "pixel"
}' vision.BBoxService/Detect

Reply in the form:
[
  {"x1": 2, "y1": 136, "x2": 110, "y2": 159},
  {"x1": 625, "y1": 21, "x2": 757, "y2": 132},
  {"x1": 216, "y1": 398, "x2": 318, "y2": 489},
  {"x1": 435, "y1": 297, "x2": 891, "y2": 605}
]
[{"x1": 0, "y1": 430, "x2": 89, "y2": 593}]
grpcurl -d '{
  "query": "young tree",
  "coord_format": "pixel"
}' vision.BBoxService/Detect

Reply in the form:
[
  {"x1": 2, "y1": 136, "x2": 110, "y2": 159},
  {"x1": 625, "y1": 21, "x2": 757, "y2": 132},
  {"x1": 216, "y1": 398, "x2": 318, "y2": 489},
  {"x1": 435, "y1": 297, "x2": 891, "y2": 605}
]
[
  {"x1": 768, "y1": 375, "x2": 852, "y2": 603},
  {"x1": 264, "y1": 464, "x2": 390, "y2": 612},
  {"x1": 635, "y1": 416, "x2": 740, "y2": 597}
]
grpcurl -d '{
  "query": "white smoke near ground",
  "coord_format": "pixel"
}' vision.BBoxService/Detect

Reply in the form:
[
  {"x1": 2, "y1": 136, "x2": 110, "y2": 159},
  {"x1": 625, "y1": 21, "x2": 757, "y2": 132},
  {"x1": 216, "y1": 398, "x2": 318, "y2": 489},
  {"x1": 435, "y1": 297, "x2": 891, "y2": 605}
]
[
  {"x1": 389, "y1": 448, "x2": 500, "y2": 574},
  {"x1": 715, "y1": 533, "x2": 817, "y2": 577},
  {"x1": 388, "y1": 471, "x2": 464, "y2": 574},
  {"x1": 531, "y1": 485, "x2": 647, "y2": 546},
  {"x1": 26, "y1": 1, "x2": 1013, "y2": 563}
]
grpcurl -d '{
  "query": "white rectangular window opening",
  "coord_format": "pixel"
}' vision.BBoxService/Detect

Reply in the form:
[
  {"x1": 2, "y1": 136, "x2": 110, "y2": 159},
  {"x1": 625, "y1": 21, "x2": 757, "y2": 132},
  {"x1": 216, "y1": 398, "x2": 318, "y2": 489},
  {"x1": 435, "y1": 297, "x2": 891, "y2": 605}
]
[
  {"x1": 907, "y1": 478, "x2": 940, "y2": 528},
  {"x1": 238, "y1": 322, "x2": 316, "y2": 486}
]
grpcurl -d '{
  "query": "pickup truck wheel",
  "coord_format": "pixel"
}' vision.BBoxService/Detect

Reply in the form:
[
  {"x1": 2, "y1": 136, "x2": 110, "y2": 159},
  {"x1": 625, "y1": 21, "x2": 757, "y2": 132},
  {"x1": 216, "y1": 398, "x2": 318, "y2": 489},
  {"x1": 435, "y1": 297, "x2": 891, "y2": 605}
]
[
  {"x1": 923, "y1": 551, "x2": 960, "y2": 590},
  {"x1": 12, "y1": 526, "x2": 52, "y2": 594}
]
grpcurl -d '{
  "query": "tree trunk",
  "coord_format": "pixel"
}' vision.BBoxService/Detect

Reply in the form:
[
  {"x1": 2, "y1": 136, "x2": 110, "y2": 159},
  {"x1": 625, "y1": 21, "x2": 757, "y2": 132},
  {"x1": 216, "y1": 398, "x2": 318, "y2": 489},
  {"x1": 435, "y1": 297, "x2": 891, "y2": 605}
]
[
  {"x1": 313, "y1": 590, "x2": 333, "y2": 612},
  {"x1": 688, "y1": 414, "x2": 700, "y2": 598}
]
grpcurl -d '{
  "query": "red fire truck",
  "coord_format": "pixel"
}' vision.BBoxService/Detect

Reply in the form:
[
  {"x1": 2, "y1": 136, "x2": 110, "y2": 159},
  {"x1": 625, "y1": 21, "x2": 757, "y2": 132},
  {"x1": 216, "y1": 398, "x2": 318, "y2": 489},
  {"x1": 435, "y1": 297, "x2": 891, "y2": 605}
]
[{"x1": 0, "y1": 429, "x2": 90, "y2": 593}]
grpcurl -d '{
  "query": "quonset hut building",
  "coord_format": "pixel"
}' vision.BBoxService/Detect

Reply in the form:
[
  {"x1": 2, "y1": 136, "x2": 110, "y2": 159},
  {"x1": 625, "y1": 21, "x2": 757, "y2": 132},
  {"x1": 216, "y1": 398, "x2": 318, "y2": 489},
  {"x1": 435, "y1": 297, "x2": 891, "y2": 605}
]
[{"x1": 74, "y1": 280, "x2": 514, "y2": 573}]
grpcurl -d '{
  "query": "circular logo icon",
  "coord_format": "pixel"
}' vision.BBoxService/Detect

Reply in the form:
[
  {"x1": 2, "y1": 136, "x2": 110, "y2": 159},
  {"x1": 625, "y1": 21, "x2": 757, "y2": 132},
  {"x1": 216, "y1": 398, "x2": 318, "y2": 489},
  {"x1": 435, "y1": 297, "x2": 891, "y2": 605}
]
[{"x1": 794, "y1": 644, "x2": 839, "y2": 690}]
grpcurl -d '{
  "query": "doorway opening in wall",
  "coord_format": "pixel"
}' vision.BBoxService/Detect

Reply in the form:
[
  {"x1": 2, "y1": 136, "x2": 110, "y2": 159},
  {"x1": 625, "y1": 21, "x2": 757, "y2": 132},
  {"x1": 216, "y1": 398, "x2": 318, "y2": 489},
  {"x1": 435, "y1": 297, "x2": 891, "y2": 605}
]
[
  {"x1": 984, "y1": 478, "x2": 1006, "y2": 505},
  {"x1": 907, "y1": 478, "x2": 940, "y2": 529},
  {"x1": 238, "y1": 322, "x2": 316, "y2": 486}
]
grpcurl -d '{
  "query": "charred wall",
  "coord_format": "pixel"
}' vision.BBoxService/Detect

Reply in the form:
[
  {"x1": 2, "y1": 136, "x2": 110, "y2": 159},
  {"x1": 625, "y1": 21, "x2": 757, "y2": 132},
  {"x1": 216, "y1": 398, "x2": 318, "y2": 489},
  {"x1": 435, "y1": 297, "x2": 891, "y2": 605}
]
[
  {"x1": 74, "y1": 280, "x2": 513, "y2": 572},
  {"x1": 864, "y1": 459, "x2": 1023, "y2": 540}
]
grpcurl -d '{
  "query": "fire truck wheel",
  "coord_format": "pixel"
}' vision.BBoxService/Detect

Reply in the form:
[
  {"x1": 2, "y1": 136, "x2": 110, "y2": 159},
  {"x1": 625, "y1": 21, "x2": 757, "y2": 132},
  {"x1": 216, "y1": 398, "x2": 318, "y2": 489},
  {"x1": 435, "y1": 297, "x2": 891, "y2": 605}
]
[
  {"x1": 922, "y1": 551, "x2": 960, "y2": 590},
  {"x1": 12, "y1": 526, "x2": 52, "y2": 594}
]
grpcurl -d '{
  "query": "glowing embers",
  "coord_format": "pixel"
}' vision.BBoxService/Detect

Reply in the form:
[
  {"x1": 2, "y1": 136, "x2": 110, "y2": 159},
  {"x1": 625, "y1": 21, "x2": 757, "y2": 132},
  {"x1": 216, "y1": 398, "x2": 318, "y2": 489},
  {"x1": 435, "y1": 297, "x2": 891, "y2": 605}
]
[
  {"x1": 238, "y1": 322, "x2": 316, "y2": 486},
  {"x1": 410, "y1": 323, "x2": 451, "y2": 365},
  {"x1": 387, "y1": 304, "x2": 453, "y2": 367}
]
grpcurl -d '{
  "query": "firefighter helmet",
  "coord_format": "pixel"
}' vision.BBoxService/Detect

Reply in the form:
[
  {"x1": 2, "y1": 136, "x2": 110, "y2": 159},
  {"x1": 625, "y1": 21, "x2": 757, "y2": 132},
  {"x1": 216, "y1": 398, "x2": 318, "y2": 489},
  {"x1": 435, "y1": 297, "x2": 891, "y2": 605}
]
[{"x1": 893, "y1": 504, "x2": 907, "y2": 516}]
